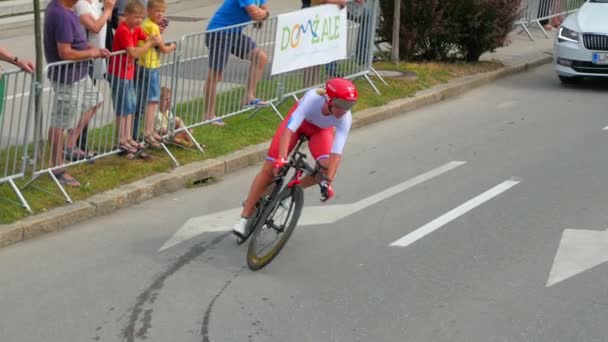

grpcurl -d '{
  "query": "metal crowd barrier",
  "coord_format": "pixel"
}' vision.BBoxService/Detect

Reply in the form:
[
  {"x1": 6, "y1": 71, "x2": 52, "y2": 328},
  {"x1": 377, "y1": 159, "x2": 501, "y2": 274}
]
[
  {"x1": 7, "y1": 0, "x2": 384, "y2": 208},
  {"x1": 517, "y1": 0, "x2": 587, "y2": 40},
  {"x1": 0, "y1": 68, "x2": 35, "y2": 212},
  {"x1": 26, "y1": 47, "x2": 182, "y2": 202},
  {"x1": 174, "y1": 20, "x2": 283, "y2": 135}
]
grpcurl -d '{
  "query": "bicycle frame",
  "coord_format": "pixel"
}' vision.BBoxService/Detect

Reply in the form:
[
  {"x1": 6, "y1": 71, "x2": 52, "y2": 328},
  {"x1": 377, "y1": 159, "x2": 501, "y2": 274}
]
[
  {"x1": 277, "y1": 136, "x2": 316, "y2": 189},
  {"x1": 247, "y1": 136, "x2": 318, "y2": 235}
]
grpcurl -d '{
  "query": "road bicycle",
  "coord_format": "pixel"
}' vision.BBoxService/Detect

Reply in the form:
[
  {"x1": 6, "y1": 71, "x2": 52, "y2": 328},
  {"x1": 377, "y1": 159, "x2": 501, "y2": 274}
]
[{"x1": 237, "y1": 135, "x2": 331, "y2": 270}]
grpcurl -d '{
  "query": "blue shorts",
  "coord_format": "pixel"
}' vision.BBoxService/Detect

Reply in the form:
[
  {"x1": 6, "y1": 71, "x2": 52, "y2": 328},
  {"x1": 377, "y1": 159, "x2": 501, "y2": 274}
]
[
  {"x1": 205, "y1": 30, "x2": 257, "y2": 72},
  {"x1": 136, "y1": 66, "x2": 160, "y2": 102},
  {"x1": 108, "y1": 74, "x2": 136, "y2": 116}
]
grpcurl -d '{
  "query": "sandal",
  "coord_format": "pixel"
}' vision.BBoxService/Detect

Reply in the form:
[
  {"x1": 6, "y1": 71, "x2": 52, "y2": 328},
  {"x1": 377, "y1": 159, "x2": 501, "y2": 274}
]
[
  {"x1": 119, "y1": 143, "x2": 138, "y2": 160},
  {"x1": 243, "y1": 98, "x2": 269, "y2": 108},
  {"x1": 64, "y1": 147, "x2": 87, "y2": 161},
  {"x1": 144, "y1": 135, "x2": 162, "y2": 150},
  {"x1": 128, "y1": 139, "x2": 145, "y2": 150},
  {"x1": 208, "y1": 117, "x2": 225, "y2": 126},
  {"x1": 135, "y1": 148, "x2": 152, "y2": 160},
  {"x1": 53, "y1": 169, "x2": 81, "y2": 187}
]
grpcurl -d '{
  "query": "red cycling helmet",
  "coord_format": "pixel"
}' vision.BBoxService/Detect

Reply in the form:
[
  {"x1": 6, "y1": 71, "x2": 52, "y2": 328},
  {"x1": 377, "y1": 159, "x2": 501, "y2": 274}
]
[{"x1": 325, "y1": 78, "x2": 358, "y2": 111}]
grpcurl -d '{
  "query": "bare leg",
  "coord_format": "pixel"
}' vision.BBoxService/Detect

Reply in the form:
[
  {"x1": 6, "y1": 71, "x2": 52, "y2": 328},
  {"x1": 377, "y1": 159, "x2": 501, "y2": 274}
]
[
  {"x1": 241, "y1": 161, "x2": 275, "y2": 218},
  {"x1": 66, "y1": 104, "x2": 100, "y2": 148},
  {"x1": 245, "y1": 48, "x2": 268, "y2": 103},
  {"x1": 203, "y1": 69, "x2": 222, "y2": 120},
  {"x1": 48, "y1": 127, "x2": 65, "y2": 168},
  {"x1": 126, "y1": 114, "x2": 135, "y2": 145},
  {"x1": 145, "y1": 101, "x2": 161, "y2": 139},
  {"x1": 118, "y1": 115, "x2": 128, "y2": 145}
]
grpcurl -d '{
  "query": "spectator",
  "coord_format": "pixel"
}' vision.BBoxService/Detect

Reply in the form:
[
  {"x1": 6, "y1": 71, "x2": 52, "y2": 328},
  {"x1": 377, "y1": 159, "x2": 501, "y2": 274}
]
[
  {"x1": 0, "y1": 47, "x2": 34, "y2": 123},
  {"x1": 203, "y1": 0, "x2": 270, "y2": 127},
  {"x1": 44, "y1": 0, "x2": 109, "y2": 187},
  {"x1": 539, "y1": 0, "x2": 564, "y2": 31},
  {"x1": 135, "y1": 0, "x2": 176, "y2": 149},
  {"x1": 156, "y1": 86, "x2": 195, "y2": 148},
  {"x1": 74, "y1": 0, "x2": 116, "y2": 159},
  {"x1": 106, "y1": 0, "x2": 126, "y2": 49},
  {"x1": 107, "y1": 0, "x2": 159, "y2": 159}
]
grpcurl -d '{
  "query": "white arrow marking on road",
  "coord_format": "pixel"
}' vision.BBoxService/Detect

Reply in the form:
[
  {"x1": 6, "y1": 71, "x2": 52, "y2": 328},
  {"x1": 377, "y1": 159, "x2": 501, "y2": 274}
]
[
  {"x1": 159, "y1": 161, "x2": 467, "y2": 252},
  {"x1": 390, "y1": 179, "x2": 520, "y2": 247},
  {"x1": 546, "y1": 229, "x2": 608, "y2": 287}
]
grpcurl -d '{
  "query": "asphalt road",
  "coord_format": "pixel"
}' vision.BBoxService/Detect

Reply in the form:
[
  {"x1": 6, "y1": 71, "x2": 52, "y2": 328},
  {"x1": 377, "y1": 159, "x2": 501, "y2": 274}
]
[{"x1": 2, "y1": 64, "x2": 608, "y2": 342}]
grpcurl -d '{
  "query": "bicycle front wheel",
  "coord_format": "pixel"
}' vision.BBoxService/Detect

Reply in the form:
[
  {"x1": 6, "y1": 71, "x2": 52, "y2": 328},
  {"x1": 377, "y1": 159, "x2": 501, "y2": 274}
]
[{"x1": 247, "y1": 185, "x2": 304, "y2": 270}]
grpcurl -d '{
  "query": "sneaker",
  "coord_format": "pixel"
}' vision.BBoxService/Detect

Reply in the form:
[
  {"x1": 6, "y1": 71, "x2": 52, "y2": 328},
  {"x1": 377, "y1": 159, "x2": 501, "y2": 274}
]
[{"x1": 232, "y1": 217, "x2": 249, "y2": 238}]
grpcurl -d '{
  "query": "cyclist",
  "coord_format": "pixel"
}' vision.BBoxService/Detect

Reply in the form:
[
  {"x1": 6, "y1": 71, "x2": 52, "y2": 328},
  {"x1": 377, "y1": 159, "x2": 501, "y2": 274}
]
[{"x1": 233, "y1": 77, "x2": 358, "y2": 238}]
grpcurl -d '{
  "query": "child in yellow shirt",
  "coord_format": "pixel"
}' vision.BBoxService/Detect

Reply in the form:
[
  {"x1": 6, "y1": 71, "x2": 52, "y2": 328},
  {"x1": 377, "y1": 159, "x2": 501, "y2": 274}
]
[{"x1": 136, "y1": 0, "x2": 176, "y2": 149}]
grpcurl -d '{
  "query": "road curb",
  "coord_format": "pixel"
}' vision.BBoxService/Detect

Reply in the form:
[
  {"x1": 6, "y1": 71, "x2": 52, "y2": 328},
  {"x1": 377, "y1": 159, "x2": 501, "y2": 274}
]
[{"x1": 0, "y1": 54, "x2": 553, "y2": 249}]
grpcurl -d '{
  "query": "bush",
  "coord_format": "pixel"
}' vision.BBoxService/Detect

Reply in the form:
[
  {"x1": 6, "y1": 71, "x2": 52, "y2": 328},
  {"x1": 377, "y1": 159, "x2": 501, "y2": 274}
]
[
  {"x1": 377, "y1": 0, "x2": 523, "y2": 61},
  {"x1": 451, "y1": 0, "x2": 523, "y2": 61},
  {"x1": 378, "y1": 0, "x2": 452, "y2": 60}
]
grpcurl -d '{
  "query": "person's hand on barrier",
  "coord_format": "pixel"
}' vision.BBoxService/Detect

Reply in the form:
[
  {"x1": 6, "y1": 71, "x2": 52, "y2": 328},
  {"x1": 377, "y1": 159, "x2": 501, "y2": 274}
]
[
  {"x1": 14, "y1": 58, "x2": 34, "y2": 73},
  {"x1": 253, "y1": 21, "x2": 263, "y2": 29},
  {"x1": 96, "y1": 48, "x2": 110, "y2": 59},
  {"x1": 149, "y1": 35, "x2": 161, "y2": 46}
]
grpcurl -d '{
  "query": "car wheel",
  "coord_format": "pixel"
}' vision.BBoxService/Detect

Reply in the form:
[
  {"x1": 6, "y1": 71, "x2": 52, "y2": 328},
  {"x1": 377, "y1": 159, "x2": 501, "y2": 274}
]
[{"x1": 558, "y1": 75, "x2": 581, "y2": 85}]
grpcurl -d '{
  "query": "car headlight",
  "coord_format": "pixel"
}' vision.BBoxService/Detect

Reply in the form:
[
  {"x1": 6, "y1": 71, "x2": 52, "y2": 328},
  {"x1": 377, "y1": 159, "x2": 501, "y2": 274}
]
[{"x1": 558, "y1": 26, "x2": 579, "y2": 43}]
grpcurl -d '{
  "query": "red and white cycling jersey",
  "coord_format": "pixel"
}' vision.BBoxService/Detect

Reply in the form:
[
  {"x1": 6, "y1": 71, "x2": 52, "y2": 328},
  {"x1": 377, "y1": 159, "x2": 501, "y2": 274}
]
[{"x1": 267, "y1": 89, "x2": 352, "y2": 161}]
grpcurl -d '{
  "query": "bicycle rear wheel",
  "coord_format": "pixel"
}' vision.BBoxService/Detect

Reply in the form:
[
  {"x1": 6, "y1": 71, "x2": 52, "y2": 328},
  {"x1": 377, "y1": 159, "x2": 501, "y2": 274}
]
[{"x1": 247, "y1": 185, "x2": 304, "y2": 270}]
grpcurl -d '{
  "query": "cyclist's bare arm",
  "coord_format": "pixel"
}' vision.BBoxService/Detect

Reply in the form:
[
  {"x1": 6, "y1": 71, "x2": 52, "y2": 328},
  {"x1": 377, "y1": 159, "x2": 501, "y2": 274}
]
[{"x1": 278, "y1": 128, "x2": 295, "y2": 161}]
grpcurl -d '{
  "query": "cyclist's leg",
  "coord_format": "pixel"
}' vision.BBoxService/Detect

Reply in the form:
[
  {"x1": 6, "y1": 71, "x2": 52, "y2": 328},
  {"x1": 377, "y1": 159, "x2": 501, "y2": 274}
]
[
  {"x1": 240, "y1": 104, "x2": 300, "y2": 218},
  {"x1": 241, "y1": 161, "x2": 275, "y2": 218},
  {"x1": 299, "y1": 127, "x2": 333, "y2": 188}
]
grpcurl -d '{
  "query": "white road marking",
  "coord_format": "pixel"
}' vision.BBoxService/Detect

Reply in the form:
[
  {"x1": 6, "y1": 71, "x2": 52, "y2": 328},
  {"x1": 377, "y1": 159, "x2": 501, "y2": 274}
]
[
  {"x1": 159, "y1": 161, "x2": 467, "y2": 251},
  {"x1": 546, "y1": 228, "x2": 608, "y2": 287},
  {"x1": 390, "y1": 179, "x2": 520, "y2": 247},
  {"x1": 603, "y1": 126, "x2": 608, "y2": 131}
]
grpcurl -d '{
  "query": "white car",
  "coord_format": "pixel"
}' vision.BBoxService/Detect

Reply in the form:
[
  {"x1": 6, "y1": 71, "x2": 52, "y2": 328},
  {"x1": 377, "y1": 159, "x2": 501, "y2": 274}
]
[{"x1": 554, "y1": 0, "x2": 608, "y2": 83}]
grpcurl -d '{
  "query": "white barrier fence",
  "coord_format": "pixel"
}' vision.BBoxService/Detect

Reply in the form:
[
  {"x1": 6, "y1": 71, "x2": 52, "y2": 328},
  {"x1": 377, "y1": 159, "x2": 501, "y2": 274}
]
[
  {"x1": 0, "y1": 0, "x2": 382, "y2": 208},
  {"x1": 0, "y1": 68, "x2": 35, "y2": 212},
  {"x1": 516, "y1": 0, "x2": 587, "y2": 40}
]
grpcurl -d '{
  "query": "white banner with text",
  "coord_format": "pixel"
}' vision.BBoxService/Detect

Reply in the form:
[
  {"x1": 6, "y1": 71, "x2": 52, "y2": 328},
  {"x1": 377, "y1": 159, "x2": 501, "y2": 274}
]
[{"x1": 271, "y1": 5, "x2": 347, "y2": 76}]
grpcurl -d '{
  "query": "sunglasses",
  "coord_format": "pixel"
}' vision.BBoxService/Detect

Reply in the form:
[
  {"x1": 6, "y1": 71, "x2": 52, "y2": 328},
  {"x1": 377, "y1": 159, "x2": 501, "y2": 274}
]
[{"x1": 331, "y1": 98, "x2": 356, "y2": 111}]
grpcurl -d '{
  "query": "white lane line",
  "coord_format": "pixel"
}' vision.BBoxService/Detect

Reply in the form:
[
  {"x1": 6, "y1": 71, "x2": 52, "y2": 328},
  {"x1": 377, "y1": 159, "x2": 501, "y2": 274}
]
[
  {"x1": 603, "y1": 126, "x2": 608, "y2": 131},
  {"x1": 389, "y1": 179, "x2": 520, "y2": 247},
  {"x1": 159, "y1": 161, "x2": 467, "y2": 251}
]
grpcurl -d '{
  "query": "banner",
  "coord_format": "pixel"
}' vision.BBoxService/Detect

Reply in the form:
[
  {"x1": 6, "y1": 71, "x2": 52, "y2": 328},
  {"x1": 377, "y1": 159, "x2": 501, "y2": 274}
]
[{"x1": 271, "y1": 5, "x2": 347, "y2": 76}]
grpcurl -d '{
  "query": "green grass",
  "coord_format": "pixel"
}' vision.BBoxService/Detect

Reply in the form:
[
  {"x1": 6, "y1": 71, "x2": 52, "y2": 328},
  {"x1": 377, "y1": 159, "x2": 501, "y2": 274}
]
[{"x1": 0, "y1": 60, "x2": 502, "y2": 224}]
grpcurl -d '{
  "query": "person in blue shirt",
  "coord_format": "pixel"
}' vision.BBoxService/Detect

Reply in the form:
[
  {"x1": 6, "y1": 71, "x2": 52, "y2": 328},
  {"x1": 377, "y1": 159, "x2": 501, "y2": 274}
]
[{"x1": 203, "y1": 0, "x2": 270, "y2": 126}]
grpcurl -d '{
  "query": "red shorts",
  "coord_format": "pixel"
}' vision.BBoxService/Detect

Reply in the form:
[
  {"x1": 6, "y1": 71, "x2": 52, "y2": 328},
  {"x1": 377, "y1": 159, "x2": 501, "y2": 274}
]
[{"x1": 267, "y1": 102, "x2": 334, "y2": 162}]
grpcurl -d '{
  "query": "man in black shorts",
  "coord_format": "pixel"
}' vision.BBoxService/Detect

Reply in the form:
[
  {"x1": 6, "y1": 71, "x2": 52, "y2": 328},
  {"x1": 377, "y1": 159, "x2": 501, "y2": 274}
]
[{"x1": 203, "y1": 0, "x2": 270, "y2": 126}]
